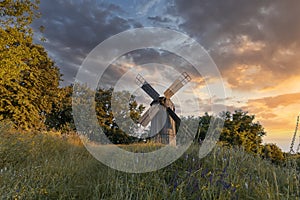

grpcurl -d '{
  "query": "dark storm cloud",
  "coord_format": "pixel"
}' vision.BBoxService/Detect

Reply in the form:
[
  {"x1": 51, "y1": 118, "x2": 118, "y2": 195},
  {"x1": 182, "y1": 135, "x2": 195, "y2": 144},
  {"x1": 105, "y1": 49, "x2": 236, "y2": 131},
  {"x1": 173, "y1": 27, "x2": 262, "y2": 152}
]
[
  {"x1": 173, "y1": 0, "x2": 300, "y2": 48},
  {"x1": 32, "y1": 0, "x2": 300, "y2": 91},
  {"x1": 99, "y1": 48, "x2": 203, "y2": 89},
  {"x1": 32, "y1": 0, "x2": 141, "y2": 85},
  {"x1": 170, "y1": 0, "x2": 300, "y2": 91}
]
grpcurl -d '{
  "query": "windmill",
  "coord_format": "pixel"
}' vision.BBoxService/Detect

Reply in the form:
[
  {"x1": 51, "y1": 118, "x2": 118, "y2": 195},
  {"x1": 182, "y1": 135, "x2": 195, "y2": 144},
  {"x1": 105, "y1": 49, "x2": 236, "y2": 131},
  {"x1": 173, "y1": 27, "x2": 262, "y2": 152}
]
[{"x1": 135, "y1": 72, "x2": 191, "y2": 145}]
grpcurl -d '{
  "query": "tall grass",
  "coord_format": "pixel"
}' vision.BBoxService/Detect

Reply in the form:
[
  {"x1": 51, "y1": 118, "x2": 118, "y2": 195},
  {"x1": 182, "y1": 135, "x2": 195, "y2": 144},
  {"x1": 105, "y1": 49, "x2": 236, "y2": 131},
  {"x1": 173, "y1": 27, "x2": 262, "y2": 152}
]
[{"x1": 0, "y1": 130, "x2": 299, "y2": 199}]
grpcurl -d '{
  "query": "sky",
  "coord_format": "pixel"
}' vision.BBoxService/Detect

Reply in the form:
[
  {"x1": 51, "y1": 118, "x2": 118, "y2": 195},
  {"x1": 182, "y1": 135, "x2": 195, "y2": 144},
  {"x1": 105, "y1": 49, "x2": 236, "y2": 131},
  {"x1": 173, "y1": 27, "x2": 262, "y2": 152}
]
[{"x1": 31, "y1": 0, "x2": 300, "y2": 152}]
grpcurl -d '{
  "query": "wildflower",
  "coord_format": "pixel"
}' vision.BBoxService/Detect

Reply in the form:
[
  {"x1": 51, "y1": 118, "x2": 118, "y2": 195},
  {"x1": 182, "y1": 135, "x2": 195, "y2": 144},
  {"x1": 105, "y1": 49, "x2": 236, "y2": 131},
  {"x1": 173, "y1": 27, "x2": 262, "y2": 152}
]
[
  {"x1": 0, "y1": 167, "x2": 7, "y2": 173},
  {"x1": 185, "y1": 154, "x2": 189, "y2": 160},
  {"x1": 173, "y1": 180, "x2": 178, "y2": 190},
  {"x1": 222, "y1": 182, "x2": 231, "y2": 189},
  {"x1": 209, "y1": 173, "x2": 213, "y2": 184},
  {"x1": 201, "y1": 185, "x2": 208, "y2": 190},
  {"x1": 201, "y1": 168, "x2": 208, "y2": 178}
]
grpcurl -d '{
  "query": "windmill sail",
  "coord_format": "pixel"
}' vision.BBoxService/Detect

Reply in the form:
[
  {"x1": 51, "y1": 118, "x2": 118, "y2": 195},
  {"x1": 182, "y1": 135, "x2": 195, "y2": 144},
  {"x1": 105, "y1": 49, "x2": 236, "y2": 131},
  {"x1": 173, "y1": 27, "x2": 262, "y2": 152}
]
[
  {"x1": 164, "y1": 72, "x2": 191, "y2": 99},
  {"x1": 135, "y1": 72, "x2": 192, "y2": 146},
  {"x1": 138, "y1": 104, "x2": 160, "y2": 127},
  {"x1": 167, "y1": 107, "x2": 181, "y2": 132},
  {"x1": 136, "y1": 74, "x2": 160, "y2": 100}
]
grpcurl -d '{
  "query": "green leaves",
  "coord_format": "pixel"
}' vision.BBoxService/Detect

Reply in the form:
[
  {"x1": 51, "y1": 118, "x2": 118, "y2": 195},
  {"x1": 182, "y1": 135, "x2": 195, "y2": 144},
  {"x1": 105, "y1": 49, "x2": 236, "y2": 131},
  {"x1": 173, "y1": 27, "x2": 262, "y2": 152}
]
[
  {"x1": 0, "y1": 0, "x2": 40, "y2": 30},
  {"x1": 196, "y1": 110, "x2": 266, "y2": 154},
  {"x1": 94, "y1": 88, "x2": 145, "y2": 143},
  {"x1": 195, "y1": 110, "x2": 285, "y2": 163},
  {"x1": 0, "y1": 0, "x2": 61, "y2": 130},
  {"x1": 46, "y1": 86, "x2": 145, "y2": 144},
  {"x1": 262, "y1": 144, "x2": 284, "y2": 164}
]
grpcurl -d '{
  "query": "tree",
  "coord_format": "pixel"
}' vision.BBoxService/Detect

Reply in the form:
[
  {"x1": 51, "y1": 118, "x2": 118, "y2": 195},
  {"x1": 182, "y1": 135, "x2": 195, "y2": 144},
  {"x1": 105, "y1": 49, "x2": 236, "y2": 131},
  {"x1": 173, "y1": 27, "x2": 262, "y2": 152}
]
[
  {"x1": 45, "y1": 85, "x2": 74, "y2": 132},
  {"x1": 48, "y1": 86, "x2": 145, "y2": 144},
  {"x1": 0, "y1": 0, "x2": 61, "y2": 129},
  {"x1": 197, "y1": 110, "x2": 266, "y2": 154},
  {"x1": 196, "y1": 112, "x2": 212, "y2": 142},
  {"x1": 220, "y1": 110, "x2": 266, "y2": 153},
  {"x1": 262, "y1": 143, "x2": 284, "y2": 164},
  {"x1": 94, "y1": 88, "x2": 145, "y2": 144}
]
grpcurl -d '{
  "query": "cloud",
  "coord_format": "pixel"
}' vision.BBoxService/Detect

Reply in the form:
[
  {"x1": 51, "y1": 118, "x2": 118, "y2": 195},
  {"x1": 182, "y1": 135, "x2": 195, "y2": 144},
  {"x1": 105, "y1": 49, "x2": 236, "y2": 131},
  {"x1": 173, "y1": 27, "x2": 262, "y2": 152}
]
[
  {"x1": 148, "y1": 16, "x2": 172, "y2": 23},
  {"x1": 169, "y1": 0, "x2": 300, "y2": 92},
  {"x1": 32, "y1": 0, "x2": 300, "y2": 91},
  {"x1": 32, "y1": 0, "x2": 140, "y2": 85},
  {"x1": 246, "y1": 92, "x2": 300, "y2": 109},
  {"x1": 110, "y1": 48, "x2": 206, "y2": 86},
  {"x1": 138, "y1": 0, "x2": 162, "y2": 15},
  {"x1": 244, "y1": 93, "x2": 300, "y2": 132}
]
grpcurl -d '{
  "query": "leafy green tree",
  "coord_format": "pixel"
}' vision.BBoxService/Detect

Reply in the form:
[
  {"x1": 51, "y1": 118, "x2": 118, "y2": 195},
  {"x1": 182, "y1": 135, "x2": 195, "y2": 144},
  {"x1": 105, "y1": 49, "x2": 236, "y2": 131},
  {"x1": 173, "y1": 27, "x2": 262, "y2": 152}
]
[
  {"x1": 197, "y1": 110, "x2": 266, "y2": 154},
  {"x1": 45, "y1": 85, "x2": 74, "y2": 132},
  {"x1": 49, "y1": 85, "x2": 145, "y2": 144},
  {"x1": 196, "y1": 111, "x2": 286, "y2": 163},
  {"x1": 94, "y1": 88, "x2": 145, "y2": 144},
  {"x1": 220, "y1": 110, "x2": 266, "y2": 153},
  {"x1": 0, "y1": 0, "x2": 61, "y2": 130},
  {"x1": 262, "y1": 143, "x2": 285, "y2": 164},
  {"x1": 196, "y1": 112, "x2": 212, "y2": 142}
]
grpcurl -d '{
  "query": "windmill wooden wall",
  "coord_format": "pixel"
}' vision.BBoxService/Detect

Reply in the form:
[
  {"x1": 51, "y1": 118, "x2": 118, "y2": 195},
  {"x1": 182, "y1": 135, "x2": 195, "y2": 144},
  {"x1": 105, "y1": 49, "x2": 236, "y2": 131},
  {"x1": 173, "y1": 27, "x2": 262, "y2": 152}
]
[{"x1": 151, "y1": 99, "x2": 177, "y2": 146}]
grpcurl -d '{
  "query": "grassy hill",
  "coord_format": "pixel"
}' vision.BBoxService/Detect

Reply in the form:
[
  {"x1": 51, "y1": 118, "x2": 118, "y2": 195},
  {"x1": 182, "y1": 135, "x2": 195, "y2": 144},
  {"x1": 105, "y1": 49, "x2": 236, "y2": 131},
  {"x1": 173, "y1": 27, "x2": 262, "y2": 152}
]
[{"x1": 0, "y1": 131, "x2": 299, "y2": 199}]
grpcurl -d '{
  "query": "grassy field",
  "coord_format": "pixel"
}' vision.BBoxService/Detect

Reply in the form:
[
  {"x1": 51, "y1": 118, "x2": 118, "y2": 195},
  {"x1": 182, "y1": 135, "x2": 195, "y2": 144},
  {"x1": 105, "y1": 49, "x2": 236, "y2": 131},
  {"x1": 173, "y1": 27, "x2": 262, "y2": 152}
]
[{"x1": 0, "y1": 130, "x2": 299, "y2": 199}]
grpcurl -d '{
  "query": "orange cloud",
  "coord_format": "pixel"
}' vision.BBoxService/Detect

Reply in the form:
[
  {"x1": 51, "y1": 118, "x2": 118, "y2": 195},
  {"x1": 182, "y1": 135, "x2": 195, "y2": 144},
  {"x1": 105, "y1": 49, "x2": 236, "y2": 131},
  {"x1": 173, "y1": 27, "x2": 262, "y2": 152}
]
[
  {"x1": 258, "y1": 75, "x2": 300, "y2": 95},
  {"x1": 236, "y1": 35, "x2": 266, "y2": 53},
  {"x1": 247, "y1": 93, "x2": 300, "y2": 109},
  {"x1": 244, "y1": 93, "x2": 300, "y2": 133},
  {"x1": 223, "y1": 64, "x2": 274, "y2": 91}
]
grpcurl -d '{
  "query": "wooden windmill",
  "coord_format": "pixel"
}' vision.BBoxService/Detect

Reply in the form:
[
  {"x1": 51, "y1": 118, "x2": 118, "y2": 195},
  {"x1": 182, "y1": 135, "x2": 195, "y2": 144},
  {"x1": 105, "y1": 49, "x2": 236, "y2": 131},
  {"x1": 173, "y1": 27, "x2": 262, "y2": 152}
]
[{"x1": 136, "y1": 72, "x2": 191, "y2": 145}]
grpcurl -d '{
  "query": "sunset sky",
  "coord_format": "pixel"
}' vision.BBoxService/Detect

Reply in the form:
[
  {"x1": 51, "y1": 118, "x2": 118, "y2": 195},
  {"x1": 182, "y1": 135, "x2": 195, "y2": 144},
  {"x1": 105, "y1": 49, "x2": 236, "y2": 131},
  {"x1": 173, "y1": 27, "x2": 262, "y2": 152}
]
[{"x1": 32, "y1": 0, "x2": 300, "y2": 151}]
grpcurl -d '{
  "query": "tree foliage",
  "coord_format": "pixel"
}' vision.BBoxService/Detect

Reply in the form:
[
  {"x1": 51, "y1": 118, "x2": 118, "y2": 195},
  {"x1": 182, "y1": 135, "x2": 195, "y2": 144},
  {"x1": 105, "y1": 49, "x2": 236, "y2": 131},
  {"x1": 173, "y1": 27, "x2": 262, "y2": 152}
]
[
  {"x1": 47, "y1": 86, "x2": 145, "y2": 144},
  {"x1": 197, "y1": 110, "x2": 266, "y2": 154},
  {"x1": 262, "y1": 143, "x2": 285, "y2": 164},
  {"x1": 95, "y1": 88, "x2": 145, "y2": 143},
  {"x1": 0, "y1": 0, "x2": 61, "y2": 129},
  {"x1": 196, "y1": 110, "x2": 286, "y2": 163},
  {"x1": 219, "y1": 110, "x2": 266, "y2": 153},
  {"x1": 45, "y1": 85, "x2": 73, "y2": 132}
]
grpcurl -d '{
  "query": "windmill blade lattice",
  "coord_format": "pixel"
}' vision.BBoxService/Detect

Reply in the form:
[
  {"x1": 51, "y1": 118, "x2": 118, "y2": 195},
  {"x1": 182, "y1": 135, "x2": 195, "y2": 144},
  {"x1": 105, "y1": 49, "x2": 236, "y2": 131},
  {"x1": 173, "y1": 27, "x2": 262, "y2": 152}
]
[
  {"x1": 139, "y1": 104, "x2": 160, "y2": 127},
  {"x1": 164, "y1": 72, "x2": 191, "y2": 99},
  {"x1": 136, "y1": 74, "x2": 160, "y2": 100}
]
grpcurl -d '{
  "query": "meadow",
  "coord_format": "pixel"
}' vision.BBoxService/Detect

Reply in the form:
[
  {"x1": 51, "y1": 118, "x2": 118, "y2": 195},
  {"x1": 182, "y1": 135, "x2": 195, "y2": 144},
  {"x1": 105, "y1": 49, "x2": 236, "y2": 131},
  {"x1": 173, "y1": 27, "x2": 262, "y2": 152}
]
[{"x1": 0, "y1": 129, "x2": 299, "y2": 199}]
